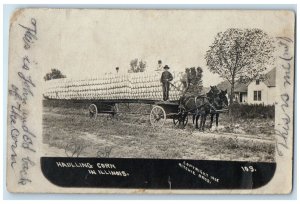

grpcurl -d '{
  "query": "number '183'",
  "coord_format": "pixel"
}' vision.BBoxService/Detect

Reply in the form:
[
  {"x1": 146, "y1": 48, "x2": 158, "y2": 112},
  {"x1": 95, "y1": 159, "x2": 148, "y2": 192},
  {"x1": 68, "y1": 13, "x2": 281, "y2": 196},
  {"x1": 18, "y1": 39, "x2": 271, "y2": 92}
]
[{"x1": 241, "y1": 166, "x2": 256, "y2": 172}]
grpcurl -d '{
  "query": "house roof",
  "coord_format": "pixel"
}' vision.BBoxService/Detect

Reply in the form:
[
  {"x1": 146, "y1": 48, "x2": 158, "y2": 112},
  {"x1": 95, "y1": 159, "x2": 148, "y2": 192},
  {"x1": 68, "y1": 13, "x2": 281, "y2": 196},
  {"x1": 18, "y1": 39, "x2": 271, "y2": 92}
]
[
  {"x1": 234, "y1": 81, "x2": 250, "y2": 92},
  {"x1": 263, "y1": 68, "x2": 276, "y2": 87},
  {"x1": 216, "y1": 80, "x2": 249, "y2": 93},
  {"x1": 215, "y1": 68, "x2": 276, "y2": 93}
]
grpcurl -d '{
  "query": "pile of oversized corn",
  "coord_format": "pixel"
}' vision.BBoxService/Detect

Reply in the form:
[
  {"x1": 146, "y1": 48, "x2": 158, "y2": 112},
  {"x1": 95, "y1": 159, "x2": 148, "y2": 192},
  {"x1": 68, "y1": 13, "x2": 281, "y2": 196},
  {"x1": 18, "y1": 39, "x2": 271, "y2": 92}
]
[{"x1": 44, "y1": 72, "x2": 185, "y2": 101}]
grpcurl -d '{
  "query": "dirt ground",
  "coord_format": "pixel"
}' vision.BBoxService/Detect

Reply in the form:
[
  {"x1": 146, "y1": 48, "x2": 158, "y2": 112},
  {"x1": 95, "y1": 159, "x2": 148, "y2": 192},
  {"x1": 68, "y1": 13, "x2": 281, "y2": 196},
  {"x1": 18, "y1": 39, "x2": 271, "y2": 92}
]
[{"x1": 42, "y1": 105, "x2": 275, "y2": 162}]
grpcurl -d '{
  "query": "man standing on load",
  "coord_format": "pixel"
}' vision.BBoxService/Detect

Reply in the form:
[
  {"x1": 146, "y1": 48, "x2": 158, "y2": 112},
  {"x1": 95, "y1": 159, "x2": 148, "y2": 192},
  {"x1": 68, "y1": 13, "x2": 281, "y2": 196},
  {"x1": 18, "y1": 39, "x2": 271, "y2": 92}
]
[
  {"x1": 155, "y1": 60, "x2": 164, "y2": 72},
  {"x1": 160, "y1": 65, "x2": 173, "y2": 101}
]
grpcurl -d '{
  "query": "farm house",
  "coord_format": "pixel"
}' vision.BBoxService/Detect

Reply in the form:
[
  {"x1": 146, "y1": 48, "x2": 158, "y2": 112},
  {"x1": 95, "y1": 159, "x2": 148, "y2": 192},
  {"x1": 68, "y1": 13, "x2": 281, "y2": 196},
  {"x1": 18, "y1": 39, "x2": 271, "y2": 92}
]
[{"x1": 217, "y1": 68, "x2": 276, "y2": 105}]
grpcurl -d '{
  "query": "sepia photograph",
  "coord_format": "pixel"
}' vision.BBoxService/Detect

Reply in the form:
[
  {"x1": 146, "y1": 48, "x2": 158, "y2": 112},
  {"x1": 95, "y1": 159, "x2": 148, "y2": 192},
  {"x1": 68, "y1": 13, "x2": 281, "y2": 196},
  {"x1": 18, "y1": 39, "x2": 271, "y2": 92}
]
[
  {"x1": 42, "y1": 10, "x2": 278, "y2": 162},
  {"x1": 6, "y1": 8, "x2": 294, "y2": 193}
]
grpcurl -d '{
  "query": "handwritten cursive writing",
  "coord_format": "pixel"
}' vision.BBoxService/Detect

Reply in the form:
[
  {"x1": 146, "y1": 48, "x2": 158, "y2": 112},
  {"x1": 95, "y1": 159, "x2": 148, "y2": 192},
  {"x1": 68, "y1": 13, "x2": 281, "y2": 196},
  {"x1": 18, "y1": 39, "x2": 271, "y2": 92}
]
[
  {"x1": 9, "y1": 56, "x2": 36, "y2": 105},
  {"x1": 8, "y1": 18, "x2": 38, "y2": 186},
  {"x1": 97, "y1": 146, "x2": 113, "y2": 158},
  {"x1": 19, "y1": 18, "x2": 37, "y2": 50},
  {"x1": 275, "y1": 37, "x2": 293, "y2": 156},
  {"x1": 275, "y1": 94, "x2": 290, "y2": 156},
  {"x1": 64, "y1": 139, "x2": 88, "y2": 157},
  {"x1": 9, "y1": 104, "x2": 22, "y2": 168},
  {"x1": 18, "y1": 157, "x2": 35, "y2": 185}
]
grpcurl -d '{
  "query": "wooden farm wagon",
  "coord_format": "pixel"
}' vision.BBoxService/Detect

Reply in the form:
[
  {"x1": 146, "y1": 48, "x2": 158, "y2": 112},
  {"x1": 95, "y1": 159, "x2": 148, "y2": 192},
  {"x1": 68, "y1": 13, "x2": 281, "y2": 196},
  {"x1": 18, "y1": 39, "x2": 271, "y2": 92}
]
[{"x1": 87, "y1": 99, "x2": 189, "y2": 129}]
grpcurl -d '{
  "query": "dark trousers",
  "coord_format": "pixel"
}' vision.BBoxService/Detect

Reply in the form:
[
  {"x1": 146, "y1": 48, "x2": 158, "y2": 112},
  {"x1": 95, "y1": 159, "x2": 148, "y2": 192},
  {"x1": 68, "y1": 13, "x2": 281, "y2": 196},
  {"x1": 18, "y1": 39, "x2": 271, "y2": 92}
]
[{"x1": 162, "y1": 82, "x2": 170, "y2": 101}]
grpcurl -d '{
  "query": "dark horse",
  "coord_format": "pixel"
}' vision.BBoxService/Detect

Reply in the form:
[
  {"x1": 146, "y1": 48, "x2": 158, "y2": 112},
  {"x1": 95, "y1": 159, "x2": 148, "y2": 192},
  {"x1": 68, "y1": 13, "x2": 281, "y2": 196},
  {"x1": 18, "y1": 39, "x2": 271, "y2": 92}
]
[
  {"x1": 179, "y1": 94, "x2": 211, "y2": 130},
  {"x1": 206, "y1": 86, "x2": 229, "y2": 130},
  {"x1": 179, "y1": 86, "x2": 228, "y2": 131},
  {"x1": 179, "y1": 86, "x2": 218, "y2": 131}
]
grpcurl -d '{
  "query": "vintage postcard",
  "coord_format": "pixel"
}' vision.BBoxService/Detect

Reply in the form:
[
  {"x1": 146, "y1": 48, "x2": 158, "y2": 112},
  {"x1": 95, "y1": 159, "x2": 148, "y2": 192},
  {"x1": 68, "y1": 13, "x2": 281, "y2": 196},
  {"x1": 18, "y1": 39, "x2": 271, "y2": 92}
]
[{"x1": 6, "y1": 9, "x2": 295, "y2": 194}]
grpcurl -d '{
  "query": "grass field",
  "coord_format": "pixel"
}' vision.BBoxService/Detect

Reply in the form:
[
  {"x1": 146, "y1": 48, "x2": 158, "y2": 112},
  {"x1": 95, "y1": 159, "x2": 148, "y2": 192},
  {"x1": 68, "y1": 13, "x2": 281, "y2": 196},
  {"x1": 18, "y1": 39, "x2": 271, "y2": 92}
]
[{"x1": 42, "y1": 101, "x2": 275, "y2": 162}]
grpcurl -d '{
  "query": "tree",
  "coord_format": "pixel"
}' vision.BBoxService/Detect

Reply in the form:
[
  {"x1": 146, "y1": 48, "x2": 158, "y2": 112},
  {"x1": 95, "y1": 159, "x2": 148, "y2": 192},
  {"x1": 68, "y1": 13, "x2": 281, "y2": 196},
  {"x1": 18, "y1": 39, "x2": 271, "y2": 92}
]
[
  {"x1": 44, "y1": 69, "x2": 66, "y2": 81},
  {"x1": 129, "y1": 58, "x2": 147, "y2": 73},
  {"x1": 205, "y1": 28, "x2": 275, "y2": 104}
]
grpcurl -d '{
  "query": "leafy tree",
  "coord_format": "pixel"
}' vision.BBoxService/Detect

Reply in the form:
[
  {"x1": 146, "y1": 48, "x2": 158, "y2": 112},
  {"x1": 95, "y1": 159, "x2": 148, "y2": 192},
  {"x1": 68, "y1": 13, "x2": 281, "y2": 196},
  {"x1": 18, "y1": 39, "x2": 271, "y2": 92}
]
[
  {"x1": 129, "y1": 58, "x2": 147, "y2": 73},
  {"x1": 44, "y1": 69, "x2": 66, "y2": 81},
  {"x1": 205, "y1": 28, "x2": 275, "y2": 104}
]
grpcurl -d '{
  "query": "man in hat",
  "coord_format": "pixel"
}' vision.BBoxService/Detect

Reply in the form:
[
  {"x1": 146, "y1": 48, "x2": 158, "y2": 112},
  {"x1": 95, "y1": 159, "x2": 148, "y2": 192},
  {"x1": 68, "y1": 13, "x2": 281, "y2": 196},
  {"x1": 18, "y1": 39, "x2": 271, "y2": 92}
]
[{"x1": 160, "y1": 65, "x2": 173, "y2": 101}]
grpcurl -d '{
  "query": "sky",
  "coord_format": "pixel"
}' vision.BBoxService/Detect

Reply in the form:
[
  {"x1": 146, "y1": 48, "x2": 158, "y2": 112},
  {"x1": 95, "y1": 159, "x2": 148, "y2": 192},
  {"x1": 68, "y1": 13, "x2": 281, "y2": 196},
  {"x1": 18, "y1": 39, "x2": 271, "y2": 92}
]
[{"x1": 33, "y1": 9, "x2": 294, "y2": 86}]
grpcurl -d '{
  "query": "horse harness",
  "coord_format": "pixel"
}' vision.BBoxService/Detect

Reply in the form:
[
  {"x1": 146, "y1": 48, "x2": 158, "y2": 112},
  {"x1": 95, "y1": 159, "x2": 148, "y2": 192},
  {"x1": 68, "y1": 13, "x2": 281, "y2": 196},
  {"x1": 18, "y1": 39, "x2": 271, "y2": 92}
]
[{"x1": 181, "y1": 95, "x2": 216, "y2": 114}]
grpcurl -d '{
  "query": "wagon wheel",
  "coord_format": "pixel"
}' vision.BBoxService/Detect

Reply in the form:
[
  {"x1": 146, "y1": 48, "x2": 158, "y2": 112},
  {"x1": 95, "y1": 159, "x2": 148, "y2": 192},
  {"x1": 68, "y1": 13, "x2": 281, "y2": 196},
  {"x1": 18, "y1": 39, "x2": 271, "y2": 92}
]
[
  {"x1": 89, "y1": 104, "x2": 98, "y2": 119},
  {"x1": 173, "y1": 109, "x2": 189, "y2": 129},
  {"x1": 150, "y1": 105, "x2": 166, "y2": 129}
]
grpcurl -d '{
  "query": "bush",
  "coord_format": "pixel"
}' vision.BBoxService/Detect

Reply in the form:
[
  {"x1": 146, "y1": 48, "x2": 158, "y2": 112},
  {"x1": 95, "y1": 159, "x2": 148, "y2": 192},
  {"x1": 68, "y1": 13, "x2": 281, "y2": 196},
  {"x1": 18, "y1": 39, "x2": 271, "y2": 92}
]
[{"x1": 230, "y1": 103, "x2": 275, "y2": 119}]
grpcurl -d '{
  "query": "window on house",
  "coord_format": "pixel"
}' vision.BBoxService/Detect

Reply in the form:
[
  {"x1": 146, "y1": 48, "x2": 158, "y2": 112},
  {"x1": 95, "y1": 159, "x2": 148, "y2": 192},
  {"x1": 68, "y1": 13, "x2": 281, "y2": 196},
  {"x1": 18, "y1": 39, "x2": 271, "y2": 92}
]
[
  {"x1": 256, "y1": 80, "x2": 260, "y2": 85},
  {"x1": 254, "y1": 91, "x2": 262, "y2": 101}
]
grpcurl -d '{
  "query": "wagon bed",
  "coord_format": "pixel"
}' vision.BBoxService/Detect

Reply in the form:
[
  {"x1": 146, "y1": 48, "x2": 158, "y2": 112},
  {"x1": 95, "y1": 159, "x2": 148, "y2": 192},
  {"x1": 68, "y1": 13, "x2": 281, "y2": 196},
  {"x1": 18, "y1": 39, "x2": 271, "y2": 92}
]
[{"x1": 80, "y1": 98, "x2": 188, "y2": 129}]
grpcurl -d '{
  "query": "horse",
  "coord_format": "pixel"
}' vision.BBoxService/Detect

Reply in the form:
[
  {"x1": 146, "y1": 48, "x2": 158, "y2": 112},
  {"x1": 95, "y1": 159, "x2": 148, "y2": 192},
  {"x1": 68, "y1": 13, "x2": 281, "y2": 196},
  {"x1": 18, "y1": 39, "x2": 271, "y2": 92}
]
[
  {"x1": 189, "y1": 86, "x2": 228, "y2": 131},
  {"x1": 208, "y1": 89, "x2": 229, "y2": 130},
  {"x1": 194, "y1": 86, "x2": 220, "y2": 131},
  {"x1": 179, "y1": 86, "x2": 219, "y2": 131}
]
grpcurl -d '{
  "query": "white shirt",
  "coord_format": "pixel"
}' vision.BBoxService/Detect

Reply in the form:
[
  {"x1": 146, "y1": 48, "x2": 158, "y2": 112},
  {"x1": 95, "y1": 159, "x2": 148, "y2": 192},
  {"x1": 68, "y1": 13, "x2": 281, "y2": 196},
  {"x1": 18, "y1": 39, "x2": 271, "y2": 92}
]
[{"x1": 155, "y1": 64, "x2": 163, "y2": 72}]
